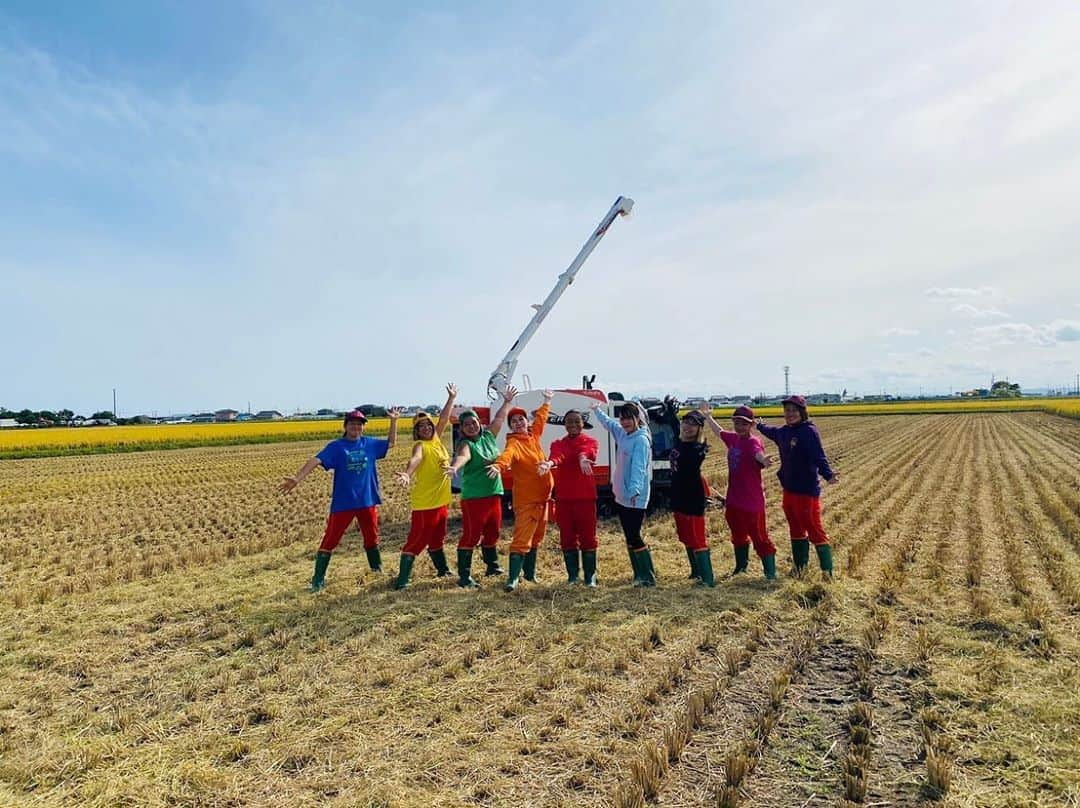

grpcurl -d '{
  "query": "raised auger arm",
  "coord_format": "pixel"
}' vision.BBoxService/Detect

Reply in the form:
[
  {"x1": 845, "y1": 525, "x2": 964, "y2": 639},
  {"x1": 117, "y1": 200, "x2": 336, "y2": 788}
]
[{"x1": 486, "y1": 195, "x2": 634, "y2": 399}]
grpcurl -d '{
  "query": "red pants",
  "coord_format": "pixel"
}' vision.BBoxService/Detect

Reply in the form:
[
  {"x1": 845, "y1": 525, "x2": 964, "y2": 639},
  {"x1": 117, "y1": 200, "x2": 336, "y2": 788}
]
[
  {"x1": 509, "y1": 501, "x2": 548, "y2": 554},
  {"x1": 674, "y1": 512, "x2": 708, "y2": 551},
  {"x1": 401, "y1": 506, "x2": 449, "y2": 555},
  {"x1": 725, "y1": 506, "x2": 776, "y2": 557},
  {"x1": 458, "y1": 495, "x2": 502, "y2": 550},
  {"x1": 319, "y1": 507, "x2": 379, "y2": 552},
  {"x1": 555, "y1": 499, "x2": 598, "y2": 552},
  {"x1": 782, "y1": 492, "x2": 829, "y2": 546}
]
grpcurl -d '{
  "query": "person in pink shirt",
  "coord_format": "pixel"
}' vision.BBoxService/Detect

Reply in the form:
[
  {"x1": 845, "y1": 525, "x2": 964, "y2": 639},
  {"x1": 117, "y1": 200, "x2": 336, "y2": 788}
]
[{"x1": 700, "y1": 405, "x2": 777, "y2": 579}]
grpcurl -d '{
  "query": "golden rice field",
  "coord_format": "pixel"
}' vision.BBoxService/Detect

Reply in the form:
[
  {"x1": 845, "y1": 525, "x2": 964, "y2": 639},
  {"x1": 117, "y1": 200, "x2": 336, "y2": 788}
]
[
  {"x1": 0, "y1": 418, "x2": 392, "y2": 459},
  {"x1": 3, "y1": 398, "x2": 1079, "y2": 460},
  {"x1": 2, "y1": 411, "x2": 1079, "y2": 807}
]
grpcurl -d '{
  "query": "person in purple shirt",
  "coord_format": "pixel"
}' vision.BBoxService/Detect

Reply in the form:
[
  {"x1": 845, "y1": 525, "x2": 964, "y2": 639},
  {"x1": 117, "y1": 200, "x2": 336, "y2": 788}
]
[{"x1": 756, "y1": 395, "x2": 838, "y2": 577}]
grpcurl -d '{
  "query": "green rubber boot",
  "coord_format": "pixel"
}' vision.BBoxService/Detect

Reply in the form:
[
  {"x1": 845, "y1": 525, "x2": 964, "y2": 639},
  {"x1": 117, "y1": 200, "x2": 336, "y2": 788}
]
[
  {"x1": 563, "y1": 550, "x2": 581, "y2": 584},
  {"x1": 365, "y1": 546, "x2": 382, "y2": 572},
  {"x1": 791, "y1": 539, "x2": 811, "y2": 574},
  {"x1": 429, "y1": 548, "x2": 452, "y2": 577},
  {"x1": 311, "y1": 550, "x2": 332, "y2": 592},
  {"x1": 505, "y1": 552, "x2": 525, "y2": 592},
  {"x1": 627, "y1": 545, "x2": 645, "y2": 586},
  {"x1": 694, "y1": 549, "x2": 716, "y2": 588},
  {"x1": 523, "y1": 548, "x2": 539, "y2": 583},
  {"x1": 685, "y1": 546, "x2": 700, "y2": 580},
  {"x1": 733, "y1": 544, "x2": 750, "y2": 575},
  {"x1": 762, "y1": 554, "x2": 778, "y2": 580},
  {"x1": 394, "y1": 554, "x2": 416, "y2": 590},
  {"x1": 480, "y1": 545, "x2": 504, "y2": 576},
  {"x1": 815, "y1": 544, "x2": 834, "y2": 578},
  {"x1": 581, "y1": 550, "x2": 598, "y2": 588},
  {"x1": 457, "y1": 548, "x2": 479, "y2": 589},
  {"x1": 633, "y1": 548, "x2": 657, "y2": 588}
]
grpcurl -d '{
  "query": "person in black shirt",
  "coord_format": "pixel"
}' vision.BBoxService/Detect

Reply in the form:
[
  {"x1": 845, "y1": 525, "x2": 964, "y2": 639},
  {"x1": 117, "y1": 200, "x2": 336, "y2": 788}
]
[{"x1": 668, "y1": 407, "x2": 715, "y2": 587}]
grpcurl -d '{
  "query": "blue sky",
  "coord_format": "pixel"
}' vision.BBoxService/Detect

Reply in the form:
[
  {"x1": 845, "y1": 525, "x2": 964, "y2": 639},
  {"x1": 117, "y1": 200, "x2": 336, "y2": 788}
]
[{"x1": 2, "y1": 1, "x2": 1079, "y2": 415}]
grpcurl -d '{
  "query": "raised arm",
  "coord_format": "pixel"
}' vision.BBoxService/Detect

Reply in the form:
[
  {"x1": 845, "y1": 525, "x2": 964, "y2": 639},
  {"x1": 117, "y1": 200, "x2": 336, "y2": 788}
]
[
  {"x1": 435, "y1": 383, "x2": 458, "y2": 438},
  {"x1": 697, "y1": 405, "x2": 727, "y2": 439},
  {"x1": 662, "y1": 395, "x2": 681, "y2": 434},
  {"x1": 530, "y1": 390, "x2": 554, "y2": 438},
  {"x1": 755, "y1": 419, "x2": 781, "y2": 443},
  {"x1": 386, "y1": 408, "x2": 401, "y2": 449},
  {"x1": 488, "y1": 385, "x2": 518, "y2": 437},
  {"x1": 280, "y1": 456, "x2": 322, "y2": 493},
  {"x1": 589, "y1": 401, "x2": 619, "y2": 435}
]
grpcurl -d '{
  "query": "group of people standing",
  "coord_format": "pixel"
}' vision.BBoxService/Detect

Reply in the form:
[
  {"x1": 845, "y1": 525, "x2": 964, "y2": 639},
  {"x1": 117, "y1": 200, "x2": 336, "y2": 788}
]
[{"x1": 280, "y1": 386, "x2": 838, "y2": 593}]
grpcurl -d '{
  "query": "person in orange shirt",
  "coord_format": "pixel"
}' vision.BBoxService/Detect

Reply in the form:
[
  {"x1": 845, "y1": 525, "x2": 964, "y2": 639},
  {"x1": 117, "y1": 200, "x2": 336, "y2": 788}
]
[{"x1": 486, "y1": 388, "x2": 554, "y2": 591}]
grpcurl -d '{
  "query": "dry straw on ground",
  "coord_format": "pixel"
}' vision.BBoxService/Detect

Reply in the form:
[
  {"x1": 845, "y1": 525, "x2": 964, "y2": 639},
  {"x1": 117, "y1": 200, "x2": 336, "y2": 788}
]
[{"x1": 1, "y1": 412, "x2": 1079, "y2": 806}]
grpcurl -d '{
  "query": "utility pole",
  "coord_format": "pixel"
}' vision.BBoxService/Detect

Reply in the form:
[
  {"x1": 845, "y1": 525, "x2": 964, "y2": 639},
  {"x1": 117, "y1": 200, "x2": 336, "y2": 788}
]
[
  {"x1": 783, "y1": 365, "x2": 790, "y2": 398},
  {"x1": 112, "y1": 388, "x2": 117, "y2": 418}
]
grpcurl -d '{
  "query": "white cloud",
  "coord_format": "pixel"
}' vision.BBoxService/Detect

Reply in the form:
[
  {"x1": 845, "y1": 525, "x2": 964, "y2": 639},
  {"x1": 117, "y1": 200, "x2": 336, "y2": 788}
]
[
  {"x1": 879, "y1": 327, "x2": 920, "y2": 337},
  {"x1": 971, "y1": 322, "x2": 1057, "y2": 347},
  {"x1": 951, "y1": 303, "x2": 1009, "y2": 318},
  {"x1": 925, "y1": 286, "x2": 998, "y2": 298}
]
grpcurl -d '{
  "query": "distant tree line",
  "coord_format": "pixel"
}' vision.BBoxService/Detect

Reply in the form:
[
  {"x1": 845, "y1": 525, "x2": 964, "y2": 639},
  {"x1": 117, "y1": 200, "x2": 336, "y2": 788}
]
[{"x1": 1, "y1": 408, "x2": 121, "y2": 425}]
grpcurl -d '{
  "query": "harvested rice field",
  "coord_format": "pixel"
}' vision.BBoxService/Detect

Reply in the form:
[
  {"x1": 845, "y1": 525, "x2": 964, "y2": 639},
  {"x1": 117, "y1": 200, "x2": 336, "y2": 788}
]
[{"x1": 2, "y1": 412, "x2": 1079, "y2": 807}]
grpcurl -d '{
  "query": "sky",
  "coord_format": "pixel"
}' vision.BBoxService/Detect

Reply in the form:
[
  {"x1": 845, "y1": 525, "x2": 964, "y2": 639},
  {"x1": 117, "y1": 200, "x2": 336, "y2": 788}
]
[{"x1": 2, "y1": 1, "x2": 1079, "y2": 415}]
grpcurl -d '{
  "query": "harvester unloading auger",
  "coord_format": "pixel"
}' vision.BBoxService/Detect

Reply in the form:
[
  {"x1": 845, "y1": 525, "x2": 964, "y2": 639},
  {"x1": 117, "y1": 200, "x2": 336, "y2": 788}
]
[
  {"x1": 458, "y1": 195, "x2": 682, "y2": 512},
  {"x1": 485, "y1": 195, "x2": 635, "y2": 400}
]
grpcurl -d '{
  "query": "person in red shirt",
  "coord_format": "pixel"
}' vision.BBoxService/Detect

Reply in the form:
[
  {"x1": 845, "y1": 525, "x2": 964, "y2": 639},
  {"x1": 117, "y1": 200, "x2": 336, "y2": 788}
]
[
  {"x1": 700, "y1": 405, "x2": 778, "y2": 579},
  {"x1": 540, "y1": 410, "x2": 600, "y2": 586}
]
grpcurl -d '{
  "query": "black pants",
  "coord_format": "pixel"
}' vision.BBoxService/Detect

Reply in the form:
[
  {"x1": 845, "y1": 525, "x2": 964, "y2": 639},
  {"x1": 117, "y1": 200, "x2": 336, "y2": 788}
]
[{"x1": 616, "y1": 504, "x2": 646, "y2": 550}]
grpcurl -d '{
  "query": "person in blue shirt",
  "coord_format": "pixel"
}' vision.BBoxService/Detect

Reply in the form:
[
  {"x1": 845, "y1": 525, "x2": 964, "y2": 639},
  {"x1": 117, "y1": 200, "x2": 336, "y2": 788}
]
[
  {"x1": 281, "y1": 408, "x2": 401, "y2": 592},
  {"x1": 589, "y1": 399, "x2": 656, "y2": 586}
]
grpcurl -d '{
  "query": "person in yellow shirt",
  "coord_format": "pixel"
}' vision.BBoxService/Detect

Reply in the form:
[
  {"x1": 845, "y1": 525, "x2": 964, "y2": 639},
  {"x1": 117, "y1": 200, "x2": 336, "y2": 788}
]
[
  {"x1": 486, "y1": 389, "x2": 554, "y2": 591},
  {"x1": 394, "y1": 384, "x2": 457, "y2": 590}
]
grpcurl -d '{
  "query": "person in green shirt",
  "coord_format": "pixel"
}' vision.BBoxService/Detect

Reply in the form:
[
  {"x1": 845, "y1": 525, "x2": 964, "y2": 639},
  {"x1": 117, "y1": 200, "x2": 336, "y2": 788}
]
[{"x1": 445, "y1": 386, "x2": 517, "y2": 587}]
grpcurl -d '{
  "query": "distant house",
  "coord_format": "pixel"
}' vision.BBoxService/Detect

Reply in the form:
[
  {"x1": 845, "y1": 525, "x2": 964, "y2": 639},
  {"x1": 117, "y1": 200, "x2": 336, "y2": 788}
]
[
  {"x1": 254, "y1": 410, "x2": 284, "y2": 421},
  {"x1": 192, "y1": 413, "x2": 215, "y2": 423},
  {"x1": 0, "y1": 418, "x2": 19, "y2": 429},
  {"x1": 214, "y1": 409, "x2": 239, "y2": 422},
  {"x1": 806, "y1": 394, "x2": 842, "y2": 405}
]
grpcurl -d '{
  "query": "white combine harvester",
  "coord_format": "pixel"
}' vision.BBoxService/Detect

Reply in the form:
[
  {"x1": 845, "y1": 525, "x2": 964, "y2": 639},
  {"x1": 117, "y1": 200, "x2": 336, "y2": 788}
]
[{"x1": 452, "y1": 196, "x2": 680, "y2": 514}]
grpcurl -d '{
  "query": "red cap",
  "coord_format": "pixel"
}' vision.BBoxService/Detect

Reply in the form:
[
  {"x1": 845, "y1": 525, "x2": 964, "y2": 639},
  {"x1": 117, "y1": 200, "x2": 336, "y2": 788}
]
[
  {"x1": 732, "y1": 405, "x2": 755, "y2": 421},
  {"x1": 782, "y1": 395, "x2": 807, "y2": 408},
  {"x1": 343, "y1": 409, "x2": 367, "y2": 423},
  {"x1": 507, "y1": 407, "x2": 528, "y2": 420}
]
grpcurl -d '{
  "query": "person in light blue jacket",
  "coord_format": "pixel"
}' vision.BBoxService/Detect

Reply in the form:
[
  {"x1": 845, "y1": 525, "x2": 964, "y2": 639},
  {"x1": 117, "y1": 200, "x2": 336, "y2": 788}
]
[{"x1": 589, "y1": 400, "x2": 657, "y2": 586}]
